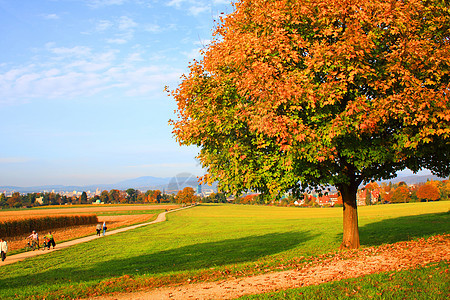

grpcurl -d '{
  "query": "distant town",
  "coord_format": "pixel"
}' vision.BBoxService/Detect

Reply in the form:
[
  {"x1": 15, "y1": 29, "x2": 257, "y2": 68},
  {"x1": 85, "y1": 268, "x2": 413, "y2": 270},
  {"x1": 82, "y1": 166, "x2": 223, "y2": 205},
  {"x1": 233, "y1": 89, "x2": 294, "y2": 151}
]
[{"x1": 0, "y1": 174, "x2": 447, "y2": 208}]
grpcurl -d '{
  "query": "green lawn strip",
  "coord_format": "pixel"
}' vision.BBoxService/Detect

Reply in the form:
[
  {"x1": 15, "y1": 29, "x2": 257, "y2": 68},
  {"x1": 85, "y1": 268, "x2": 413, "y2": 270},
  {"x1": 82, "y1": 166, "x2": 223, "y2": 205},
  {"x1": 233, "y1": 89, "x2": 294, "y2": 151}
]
[
  {"x1": 0, "y1": 203, "x2": 448, "y2": 299},
  {"x1": 96, "y1": 209, "x2": 163, "y2": 216},
  {"x1": 238, "y1": 261, "x2": 450, "y2": 300}
]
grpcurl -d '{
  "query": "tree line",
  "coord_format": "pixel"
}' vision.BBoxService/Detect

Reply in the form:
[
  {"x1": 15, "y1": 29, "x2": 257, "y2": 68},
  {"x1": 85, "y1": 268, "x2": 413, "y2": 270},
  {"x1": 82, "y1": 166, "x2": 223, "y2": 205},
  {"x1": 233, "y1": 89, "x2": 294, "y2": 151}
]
[
  {"x1": 0, "y1": 187, "x2": 201, "y2": 209},
  {"x1": 1, "y1": 178, "x2": 448, "y2": 209},
  {"x1": 369, "y1": 179, "x2": 450, "y2": 204}
]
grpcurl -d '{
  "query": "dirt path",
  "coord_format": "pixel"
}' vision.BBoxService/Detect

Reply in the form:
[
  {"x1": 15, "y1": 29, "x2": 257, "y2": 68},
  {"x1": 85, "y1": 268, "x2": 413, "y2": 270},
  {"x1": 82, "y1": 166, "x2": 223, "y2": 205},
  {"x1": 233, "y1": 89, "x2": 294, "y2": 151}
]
[
  {"x1": 0, "y1": 205, "x2": 194, "y2": 267},
  {"x1": 90, "y1": 234, "x2": 450, "y2": 300}
]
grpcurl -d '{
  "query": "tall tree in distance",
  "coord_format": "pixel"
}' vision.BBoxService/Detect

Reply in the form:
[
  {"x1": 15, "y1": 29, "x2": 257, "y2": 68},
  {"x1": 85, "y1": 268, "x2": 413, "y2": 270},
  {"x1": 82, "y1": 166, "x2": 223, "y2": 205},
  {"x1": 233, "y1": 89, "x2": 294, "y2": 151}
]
[
  {"x1": 176, "y1": 187, "x2": 197, "y2": 204},
  {"x1": 416, "y1": 183, "x2": 441, "y2": 202},
  {"x1": 170, "y1": 0, "x2": 450, "y2": 248},
  {"x1": 126, "y1": 188, "x2": 138, "y2": 204},
  {"x1": 80, "y1": 191, "x2": 88, "y2": 204}
]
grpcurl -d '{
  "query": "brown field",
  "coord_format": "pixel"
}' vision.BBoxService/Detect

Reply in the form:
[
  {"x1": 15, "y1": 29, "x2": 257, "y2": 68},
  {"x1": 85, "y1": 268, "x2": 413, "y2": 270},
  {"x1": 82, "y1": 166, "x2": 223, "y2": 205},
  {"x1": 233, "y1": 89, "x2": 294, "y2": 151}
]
[{"x1": 0, "y1": 204, "x2": 179, "y2": 252}]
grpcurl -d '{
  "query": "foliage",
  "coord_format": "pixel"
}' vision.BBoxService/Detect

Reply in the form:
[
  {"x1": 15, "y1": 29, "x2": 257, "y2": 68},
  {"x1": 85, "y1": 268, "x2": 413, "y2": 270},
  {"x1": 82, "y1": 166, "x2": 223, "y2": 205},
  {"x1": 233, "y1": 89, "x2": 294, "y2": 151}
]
[
  {"x1": 126, "y1": 188, "x2": 138, "y2": 203},
  {"x1": 0, "y1": 188, "x2": 182, "y2": 209},
  {"x1": 0, "y1": 193, "x2": 6, "y2": 207},
  {"x1": 144, "y1": 190, "x2": 162, "y2": 203},
  {"x1": 391, "y1": 185, "x2": 411, "y2": 203},
  {"x1": 109, "y1": 189, "x2": 121, "y2": 203},
  {"x1": 202, "y1": 192, "x2": 228, "y2": 203},
  {"x1": 176, "y1": 187, "x2": 198, "y2": 204},
  {"x1": 80, "y1": 191, "x2": 88, "y2": 204},
  {"x1": 170, "y1": 0, "x2": 450, "y2": 248},
  {"x1": 417, "y1": 183, "x2": 441, "y2": 202},
  {"x1": 171, "y1": 0, "x2": 450, "y2": 195},
  {"x1": 100, "y1": 190, "x2": 110, "y2": 203}
]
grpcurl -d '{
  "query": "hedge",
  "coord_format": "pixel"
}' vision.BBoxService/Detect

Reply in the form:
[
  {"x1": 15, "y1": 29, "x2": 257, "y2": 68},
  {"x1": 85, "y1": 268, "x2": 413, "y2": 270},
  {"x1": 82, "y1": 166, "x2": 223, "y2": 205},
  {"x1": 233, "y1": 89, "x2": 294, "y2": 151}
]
[{"x1": 0, "y1": 215, "x2": 98, "y2": 238}]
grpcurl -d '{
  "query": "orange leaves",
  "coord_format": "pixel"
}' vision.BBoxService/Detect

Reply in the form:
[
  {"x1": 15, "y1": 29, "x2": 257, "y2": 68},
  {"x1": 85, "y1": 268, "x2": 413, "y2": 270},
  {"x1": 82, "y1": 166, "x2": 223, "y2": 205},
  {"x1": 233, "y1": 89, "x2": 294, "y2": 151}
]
[
  {"x1": 169, "y1": 0, "x2": 450, "y2": 203},
  {"x1": 416, "y1": 183, "x2": 441, "y2": 202}
]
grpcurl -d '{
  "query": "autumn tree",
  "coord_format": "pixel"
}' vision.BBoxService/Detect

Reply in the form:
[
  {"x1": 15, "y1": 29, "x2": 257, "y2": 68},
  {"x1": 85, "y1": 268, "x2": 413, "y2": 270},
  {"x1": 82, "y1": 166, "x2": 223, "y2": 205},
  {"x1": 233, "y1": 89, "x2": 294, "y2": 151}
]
[
  {"x1": 416, "y1": 183, "x2": 440, "y2": 202},
  {"x1": 7, "y1": 192, "x2": 22, "y2": 208},
  {"x1": 153, "y1": 190, "x2": 162, "y2": 203},
  {"x1": 442, "y1": 180, "x2": 450, "y2": 199},
  {"x1": 170, "y1": 0, "x2": 450, "y2": 249},
  {"x1": 176, "y1": 187, "x2": 197, "y2": 204},
  {"x1": 137, "y1": 193, "x2": 146, "y2": 203},
  {"x1": 126, "y1": 188, "x2": 138, "y2": 203},
  {"x1": 109, "y1": 189, "x2": 120, "y2": 203},
  {"x1": 0, "y1": 193, "x2": 6, "y2": 208},
  {"x1": 100, "y1": 190, "x2": 110, "y2": 203},
  {"x1": 391, "y1": 185, "x2": 411, "y2": 203},
  {"x1": 145, "y1": 190, "x2": 162, "y2": 203},
  {"x1": 80, "y1": 191, "x2": 88, "y2": 204}
]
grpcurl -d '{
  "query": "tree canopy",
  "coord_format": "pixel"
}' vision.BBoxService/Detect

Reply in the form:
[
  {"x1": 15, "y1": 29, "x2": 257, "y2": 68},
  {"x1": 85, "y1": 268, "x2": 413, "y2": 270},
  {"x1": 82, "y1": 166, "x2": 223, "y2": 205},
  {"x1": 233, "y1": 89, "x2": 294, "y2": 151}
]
[
  {"x1": 170, "y1": 0, "x2": 450, "y2": 248},
  {"x1": 416, "y1": 183, "x2": 441, "y2": 201}
]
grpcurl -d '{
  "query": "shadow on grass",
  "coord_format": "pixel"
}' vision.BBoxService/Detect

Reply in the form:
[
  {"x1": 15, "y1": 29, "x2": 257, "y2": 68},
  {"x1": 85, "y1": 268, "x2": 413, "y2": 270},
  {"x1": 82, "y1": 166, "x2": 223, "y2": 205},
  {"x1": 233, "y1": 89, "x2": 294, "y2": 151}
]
[
  {"x1": 0, "y1": 230, "x2": 316, "y2": 294},
  {"x1": 355, "y1": 211, "x2": 449, "y2": 247}
]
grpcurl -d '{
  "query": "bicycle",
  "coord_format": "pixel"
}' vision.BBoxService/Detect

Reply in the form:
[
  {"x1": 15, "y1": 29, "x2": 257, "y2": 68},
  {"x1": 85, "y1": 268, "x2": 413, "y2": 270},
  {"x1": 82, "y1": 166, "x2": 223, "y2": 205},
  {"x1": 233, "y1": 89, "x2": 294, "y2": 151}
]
[{"x1": 26, "y1": 238, "x2": 39, "y2": 251}]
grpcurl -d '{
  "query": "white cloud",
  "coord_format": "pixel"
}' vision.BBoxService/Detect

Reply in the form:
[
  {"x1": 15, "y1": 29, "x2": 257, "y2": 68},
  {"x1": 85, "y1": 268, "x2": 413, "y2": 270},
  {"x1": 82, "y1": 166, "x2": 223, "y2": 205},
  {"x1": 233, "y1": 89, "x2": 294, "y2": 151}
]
[
  {"x1": 0, "y1": 43, "x2": 183, "y2": 105},
  {"x1": 98, "y1": 16, "x2": 137, "y2": 44},
  {"x1": 166, "y1": 0, "x2": 184, "y2": 8},
  {"x1": 166, "y1": 0, "x2": 214, "y2": 16},
  {"x1": 42, "y1": 14, "x2": 60, "y2": 20},
  {"x1": 96, "y1": 20, "x2": 113, "y2": 32},
  {"x1": 144, "y1": 24, "x2": 161, "y2": 33},
  {"x1": 189, "y1": 4, "x2": 209, "y2": 16},
  {"x1": 48, "y1": 45, "x2": 92, "y2": 58},
  {"x1": 118, "y1": 16, "x2": 137, "y2": 30},
  {"x1": 213, "y1": 0, "x2": 231, "y2": 4},
  {"x1": 126, "y1": 52, "x2": 144, "y2": 62},
  {"x1": 107, "y1": 38, "x2": 128, "y2": 44},
  {"x1": 86, "y1": 0, "x2": 127, "y2": 8}
]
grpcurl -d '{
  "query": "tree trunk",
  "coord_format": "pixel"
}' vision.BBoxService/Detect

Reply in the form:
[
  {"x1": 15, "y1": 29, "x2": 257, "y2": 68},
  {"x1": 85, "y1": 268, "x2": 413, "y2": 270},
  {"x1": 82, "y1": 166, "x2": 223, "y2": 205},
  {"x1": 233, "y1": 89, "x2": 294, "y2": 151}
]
[{"x1": 339, "y1": 183, "x2": 360, "y2": 249}]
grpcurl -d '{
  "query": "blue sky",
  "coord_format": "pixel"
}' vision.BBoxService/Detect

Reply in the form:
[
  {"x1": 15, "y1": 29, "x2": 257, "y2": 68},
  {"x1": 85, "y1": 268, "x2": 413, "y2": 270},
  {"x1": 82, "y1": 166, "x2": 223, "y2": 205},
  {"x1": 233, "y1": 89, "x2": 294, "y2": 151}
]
[{"x1": 0, "y1": 0, "x2": 233, "y2": 187}]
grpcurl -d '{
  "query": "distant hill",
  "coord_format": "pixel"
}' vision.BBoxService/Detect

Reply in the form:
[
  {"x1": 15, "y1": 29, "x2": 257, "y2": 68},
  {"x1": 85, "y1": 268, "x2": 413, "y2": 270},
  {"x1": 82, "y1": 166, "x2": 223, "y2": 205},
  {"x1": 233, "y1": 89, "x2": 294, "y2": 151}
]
[
  {"x1": 376, "y1": 174, "x2": 447, "y2": 186},
  {"x1": 0, "y1": 174, "x2": 213, "y2": 194},
  {"x1": 0, "y1": 173, "x2": 445, "y2": 194}
]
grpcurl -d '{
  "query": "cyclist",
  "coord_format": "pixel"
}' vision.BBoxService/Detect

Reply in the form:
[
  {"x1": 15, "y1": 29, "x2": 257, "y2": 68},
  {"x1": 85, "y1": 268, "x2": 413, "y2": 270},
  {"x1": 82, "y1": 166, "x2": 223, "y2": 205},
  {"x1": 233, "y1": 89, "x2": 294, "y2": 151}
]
[{"x1": 27, "y1": 230, "x2": 39, "y2": 250}]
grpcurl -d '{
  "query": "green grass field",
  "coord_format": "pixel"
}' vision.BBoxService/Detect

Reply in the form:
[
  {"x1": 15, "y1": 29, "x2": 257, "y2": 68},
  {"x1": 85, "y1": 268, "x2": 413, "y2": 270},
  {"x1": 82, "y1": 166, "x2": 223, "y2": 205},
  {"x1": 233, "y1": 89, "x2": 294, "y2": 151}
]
[{"x1": 0, "y1": 202, "x2": 448, "y2": 299}]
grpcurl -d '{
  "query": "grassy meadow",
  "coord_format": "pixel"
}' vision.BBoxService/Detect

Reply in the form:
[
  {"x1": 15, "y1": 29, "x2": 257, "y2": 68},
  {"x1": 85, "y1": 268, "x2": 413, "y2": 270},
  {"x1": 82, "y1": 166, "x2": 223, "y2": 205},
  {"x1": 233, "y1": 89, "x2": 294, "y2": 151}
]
[{"x1": 0, "y1": 201, "x2": 448, "y2": 299}]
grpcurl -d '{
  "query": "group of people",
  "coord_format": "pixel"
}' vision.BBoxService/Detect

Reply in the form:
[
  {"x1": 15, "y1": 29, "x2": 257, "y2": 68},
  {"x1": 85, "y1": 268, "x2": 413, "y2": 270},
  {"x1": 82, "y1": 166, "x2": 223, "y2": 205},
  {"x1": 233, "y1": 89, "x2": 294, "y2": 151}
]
[
  {"x1": 27, "y1": 230, "x2": 56, "y2": 251},
  {"x1": 96, "y1": 221, "x2": 107, "y2": 236},
  {"x1": 0, "y1": 230, "x2": 57, "y2": 263},
  {"x1": 0, "y1": 222, "x2": 108, "y2": 263}
]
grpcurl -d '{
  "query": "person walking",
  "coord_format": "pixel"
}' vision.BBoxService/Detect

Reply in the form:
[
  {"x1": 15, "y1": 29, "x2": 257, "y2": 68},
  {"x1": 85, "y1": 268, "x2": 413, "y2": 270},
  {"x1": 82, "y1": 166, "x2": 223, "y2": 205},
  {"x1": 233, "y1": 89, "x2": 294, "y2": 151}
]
[
  {"x1": 45, "y1": 231, "x2": 56, "y2": 249},
  {"x1": 0, "y1": 238, "x2": 7, "y2": 261},
  {"x1": 96, "y1": 223, "x2": 102, "y2": 236},
  {"x1": 102, "y1": 221, "x2": 107, "y2": 236}
]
